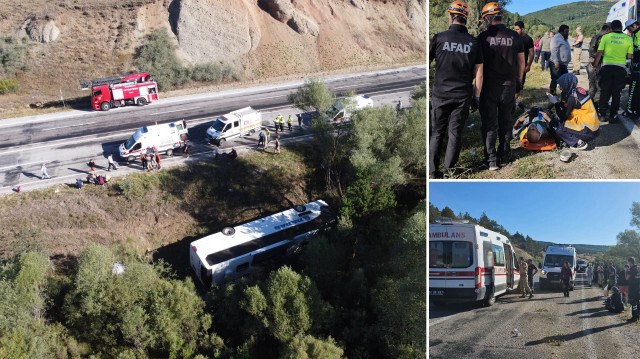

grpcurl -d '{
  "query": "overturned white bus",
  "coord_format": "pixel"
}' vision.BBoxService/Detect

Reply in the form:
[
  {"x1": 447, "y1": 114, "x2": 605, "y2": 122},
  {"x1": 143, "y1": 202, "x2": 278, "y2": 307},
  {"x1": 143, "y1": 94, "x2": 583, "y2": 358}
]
[{"x1": 189, "y1": 200, "x2": 336, "y2": 287}]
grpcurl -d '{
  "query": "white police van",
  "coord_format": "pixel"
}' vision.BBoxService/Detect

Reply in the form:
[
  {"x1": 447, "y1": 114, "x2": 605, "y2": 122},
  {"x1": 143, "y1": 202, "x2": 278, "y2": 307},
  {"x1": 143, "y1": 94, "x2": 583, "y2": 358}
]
[
  {"x1": 539, "y1": 245, "x2": 577, "y2": 291},
  {"x1": 429, "y1": 221, "x2": 521, "y2": 306}
]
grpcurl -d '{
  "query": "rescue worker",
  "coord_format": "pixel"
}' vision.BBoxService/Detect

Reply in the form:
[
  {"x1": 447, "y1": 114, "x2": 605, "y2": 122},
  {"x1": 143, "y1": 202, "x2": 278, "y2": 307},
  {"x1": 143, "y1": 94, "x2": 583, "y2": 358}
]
[
  {"x1": 274, "y1": 115, "x2": 280, "y2": 133},
  {"x1": 428, "y1": 0, "x2": 483, "y2": 179},
  {"x1": 571, "y1": 26, "x2": 584, "y2": 75},
  {"x1": 478, "y1": 2, "x2": 523, "y2": 170},
  {"x1": 287, "y1": 115, "x2": 293, "y2": 131},
  {"x1": 550, "y1": 25, "x2": 571, "y2": 95},
  {"x1": 587, "y1": 23, "x2": 612, "y2": 112},
  {"x1": 278, "y1": 114, "x2": 285, "y2": 132},
  {"x1": 623, "y1": 19, "x2": 640, "y2": 119},
  {"x1": 626, "y1": 257, "x2": 640, "y2": 321},
  {"x1": 594, "y1": 19, "x2": 633, "y2": 123},
  {"x1": 519, "y1": 258, "x2": 533, "y2": 299}
]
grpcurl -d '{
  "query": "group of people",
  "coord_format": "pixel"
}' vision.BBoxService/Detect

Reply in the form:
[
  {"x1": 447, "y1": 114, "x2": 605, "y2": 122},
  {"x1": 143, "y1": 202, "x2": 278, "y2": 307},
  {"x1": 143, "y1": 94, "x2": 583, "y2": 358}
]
[
  {"x1": 429, "y1": 1, "x2": 640, "y2": 179},
  {"x1": 585, "y1": 259, "x2": 640, "y2": 320},
  {"x1": 518, "y1": 257, "x2": 538, "y2": 299},
  {"x1": 257, "y1": 129, "x2": 281, "y2": 153}
]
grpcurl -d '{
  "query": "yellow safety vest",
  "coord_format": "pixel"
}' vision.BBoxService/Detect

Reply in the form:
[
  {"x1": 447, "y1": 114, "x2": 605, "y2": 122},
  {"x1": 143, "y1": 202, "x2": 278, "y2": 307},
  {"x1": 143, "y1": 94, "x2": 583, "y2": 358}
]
[{"x1": 564, "y1": 97, "x2": 600, "y2": 132}]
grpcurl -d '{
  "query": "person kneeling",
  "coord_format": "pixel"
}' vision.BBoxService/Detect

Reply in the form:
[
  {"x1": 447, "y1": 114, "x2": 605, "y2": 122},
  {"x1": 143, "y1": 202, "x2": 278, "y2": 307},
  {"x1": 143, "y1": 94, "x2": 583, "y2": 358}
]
[
  {"x1": 605, "y1": 286, "x2": 625, "y2": 313},
  {"x1": 551, "y1": 73, "x2": 600, "y2": 150}
]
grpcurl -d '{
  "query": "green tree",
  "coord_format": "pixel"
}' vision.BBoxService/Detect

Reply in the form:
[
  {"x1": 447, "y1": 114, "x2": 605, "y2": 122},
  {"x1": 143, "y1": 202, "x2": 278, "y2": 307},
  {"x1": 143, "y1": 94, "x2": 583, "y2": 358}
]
[
  {"x1": 282, "y1": 335, "x2": 345, "y2": 359},
  {"x1": 287, "y1": 78, "x2": 335, "y2": 114},
  {"x1": 440, "y1": 206, "x2": 456, "y2": 219}
]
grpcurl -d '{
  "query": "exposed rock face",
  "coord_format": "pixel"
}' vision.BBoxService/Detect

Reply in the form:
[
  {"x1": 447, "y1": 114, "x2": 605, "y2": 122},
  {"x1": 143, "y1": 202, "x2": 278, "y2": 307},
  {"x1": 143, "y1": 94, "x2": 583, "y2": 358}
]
[
  {"x1": 174, "y1": 0, "x2": 260, "y2": 63},
  {"x1": 262, "y1": 0, "x2": 319, "y2": 36},
  {"x1": 15, "y1": 18, "x2": 61, "y2": 43}
]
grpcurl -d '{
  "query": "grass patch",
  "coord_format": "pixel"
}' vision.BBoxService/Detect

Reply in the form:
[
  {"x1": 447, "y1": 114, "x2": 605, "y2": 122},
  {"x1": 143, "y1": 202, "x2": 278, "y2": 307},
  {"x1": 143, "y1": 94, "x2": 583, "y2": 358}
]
[{"x1": 512, "y1": 155, "x2": 555, "y2": 179}]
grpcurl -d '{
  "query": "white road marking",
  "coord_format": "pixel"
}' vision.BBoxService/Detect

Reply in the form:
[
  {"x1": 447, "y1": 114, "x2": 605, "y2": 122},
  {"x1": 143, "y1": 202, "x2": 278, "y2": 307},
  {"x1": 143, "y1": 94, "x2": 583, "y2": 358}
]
[
  {"x1": 0, "y1": 160, "x2": 49, "y2": 170},
  {"x1": 333, "y1": 82, "x2": 371, "y2": 90},
  {"x1": 247, "y1": 94, "x2": 287, "y2": 101},
  {"x1": 152, "y1": 106, "x2": 201, "y2": 115},
  {"x1": 42, "y1": 122, "x2": 97, "y2": 131}
]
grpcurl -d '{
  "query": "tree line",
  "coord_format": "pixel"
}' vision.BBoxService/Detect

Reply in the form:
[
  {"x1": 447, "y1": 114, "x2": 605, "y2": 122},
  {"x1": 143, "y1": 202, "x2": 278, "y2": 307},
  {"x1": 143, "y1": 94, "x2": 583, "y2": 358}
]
[{"x1": 0, "y1": 83, "x2": 427, "y2": 358}]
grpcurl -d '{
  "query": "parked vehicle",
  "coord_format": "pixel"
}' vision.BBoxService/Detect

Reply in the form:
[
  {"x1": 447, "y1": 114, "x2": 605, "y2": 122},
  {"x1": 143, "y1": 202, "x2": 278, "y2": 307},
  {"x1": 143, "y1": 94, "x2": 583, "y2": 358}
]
[
  {"x1": 325, "y1": 95, "x2": 373, "y2": 125},
  {"x1": 81, "y1": 72, "x2": 159, "y2": 111},
  {"x1": 606, "y1": 0, "x2": 635, "y2": 26},
  {"x1": 577, "y1": 259, "x2": 587, "y2": 273},
  {"x1": 119, "y1": 121, "x2": 188, "y2": 162},
  {"x1": 539, "y1": 245, "x2": 577, "y2": 290},
  {"x1": 189, "y1": 200, "x2": 336, "y2": 287},
  {"x1": 205, "y1": 107, "x2": 262, "y2": 145},
  {"x1": 429, "y1": 220, "x2": 521, "y2": 307}
]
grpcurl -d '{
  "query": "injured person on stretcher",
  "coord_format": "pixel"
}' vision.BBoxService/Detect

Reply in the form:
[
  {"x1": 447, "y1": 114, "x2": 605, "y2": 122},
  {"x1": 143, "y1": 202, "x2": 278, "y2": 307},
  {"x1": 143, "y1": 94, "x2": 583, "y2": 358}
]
[{"x1": 513, "y1": 73, "x2": 600, "y2": 151}]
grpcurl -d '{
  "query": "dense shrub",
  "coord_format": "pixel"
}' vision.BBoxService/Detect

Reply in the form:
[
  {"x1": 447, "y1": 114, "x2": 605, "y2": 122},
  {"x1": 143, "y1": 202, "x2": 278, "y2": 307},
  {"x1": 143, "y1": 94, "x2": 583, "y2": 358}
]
[
  {"x1": 0, "y1": 35, "x2": 32, "y2": 75},
  {"x1": 0, "y1": 78, "x2": 19, "y2": 94}
]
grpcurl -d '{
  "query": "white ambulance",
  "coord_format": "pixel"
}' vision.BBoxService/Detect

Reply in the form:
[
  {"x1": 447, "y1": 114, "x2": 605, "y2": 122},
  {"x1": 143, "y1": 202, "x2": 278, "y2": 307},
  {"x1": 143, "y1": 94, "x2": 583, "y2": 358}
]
[
  {"x1": 119, "y1": 121, "x2": 188, "y2": 162},
  {"x1": 539, "y1": 245, "x2": 577, "y2": 291},
  {"x1": 429, "y1": 221, "x2": 521, "y2": 306},
  {"x1": 206, "y1": 107, "x2": 262, "y2": 145},
  {"x1": 325, "y1": 95, "x2": 373, "y2": 125}
]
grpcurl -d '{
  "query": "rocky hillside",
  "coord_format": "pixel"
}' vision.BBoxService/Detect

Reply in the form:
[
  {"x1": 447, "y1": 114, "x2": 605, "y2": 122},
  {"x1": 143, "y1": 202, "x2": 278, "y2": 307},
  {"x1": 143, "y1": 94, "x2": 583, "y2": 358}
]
[{"x1": 0, "y1": 0, "x2": 425, "y2": 115}]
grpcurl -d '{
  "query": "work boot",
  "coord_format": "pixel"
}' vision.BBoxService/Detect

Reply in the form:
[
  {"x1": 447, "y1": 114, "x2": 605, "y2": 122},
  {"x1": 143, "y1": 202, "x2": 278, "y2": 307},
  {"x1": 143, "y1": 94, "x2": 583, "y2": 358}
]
[
  {"x1": 529, "y1": 294, "x2": 534, "y2": 299},
  {"x1": 520, "y1": 295, "x2": 526, "y2": 298}
]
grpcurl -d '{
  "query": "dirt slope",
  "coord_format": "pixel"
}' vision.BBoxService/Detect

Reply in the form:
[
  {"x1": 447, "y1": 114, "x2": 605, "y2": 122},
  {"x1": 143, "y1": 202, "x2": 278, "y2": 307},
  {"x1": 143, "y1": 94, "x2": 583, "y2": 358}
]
[{"x1": 0, "y1": 0, "x2": 425, "y2": 114}]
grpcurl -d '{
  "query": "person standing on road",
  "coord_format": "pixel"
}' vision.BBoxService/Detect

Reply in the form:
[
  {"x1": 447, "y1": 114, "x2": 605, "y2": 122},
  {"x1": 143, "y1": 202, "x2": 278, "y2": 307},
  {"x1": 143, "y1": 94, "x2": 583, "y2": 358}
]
[
  {"x1": 429, "y1": 1, "x2": 484, "y2": 179},
  {"x1": 587, "y1": 23, "x2": 612, "y2": 113},
  {"x1": 265, "y1": 128, "x2": 271, "y2": 147},
  {"x1": 627, "y1": 257, "x2": 640, "y2": 321},
  {"x1": 297, "y1": 113, "x2": 303, "y2": 128},
  {"x1": 513, "y1": 21, "x2": 534, "y2": 107},
  {"x1": 519, "y1": 257, "x2": 533, "y2": 299},
  {"x1": 571, "y1": 26, "x2": 584, "y2": 75},
  {"x1": 587, "y1": 262, "x2": 594, "y2": 287},
  {"x1": 534, "y1": 35, "x2": 541, "y2": 63},
  {"x1": 527, "y1": 259, "x2": 538, "y2": 294},
  {"x1": 258, "y1": 130, "x2": 265, "y2": 148},
  {"x1": 155, "y1": 152, "x2": 161, "y2": 170},
  {"x1": 107, "y1": 154, "x2": 118, "y2": 171},
  {"x1": 41, "y1": 162, "x2": 51, "y2": 180},
  {"x1": 550, "y1": 25, "x2": 572, "y2": 95},
  {"x1": 604, "y1": 262, "x2": 617, "y2": 298},
  {"x1": 619, "y1": 264, "x2": 630, "y2": 305},
  {"x1": 561, "y1": 261, "x2": 572, "y2": 297},
  {"x1": 287, "y1": 115, "x2": 293, "y2": 131},
  {"x1": 478, "y1": 2, "x2": 523, "y2": 171},
  {"x1": 594, "y1": 19, "x2": 634, "y2": 123},
  {"x1": 213, "y1": 144, "x2": 220, "y2": 160},
  {"x1": 140, "y1": 153, "x2": 148, "y2": 170},
  {"x1": 274, "y1": 135, "x2": 281, "y2": 154},
  {"x1": 540, "y1": 31, "x2": 552, "y2": 71}
]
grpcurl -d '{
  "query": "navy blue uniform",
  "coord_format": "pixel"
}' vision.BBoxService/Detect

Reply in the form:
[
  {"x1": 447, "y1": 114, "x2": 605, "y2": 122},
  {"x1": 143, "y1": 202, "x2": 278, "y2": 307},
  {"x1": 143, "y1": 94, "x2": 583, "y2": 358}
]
[
  {"x1": 429, "y1": 24, "x2": 483, "y2": 177},
  {"x1": 478, "y1": 24, "x2": 524, "y2": 165}
]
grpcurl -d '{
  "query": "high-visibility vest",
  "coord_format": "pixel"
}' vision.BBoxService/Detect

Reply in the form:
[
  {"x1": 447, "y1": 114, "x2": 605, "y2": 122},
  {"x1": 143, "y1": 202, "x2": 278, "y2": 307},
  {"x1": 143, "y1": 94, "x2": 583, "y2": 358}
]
[{"x1": 287, "y1": 116, "x2": 292, "y2": 123}]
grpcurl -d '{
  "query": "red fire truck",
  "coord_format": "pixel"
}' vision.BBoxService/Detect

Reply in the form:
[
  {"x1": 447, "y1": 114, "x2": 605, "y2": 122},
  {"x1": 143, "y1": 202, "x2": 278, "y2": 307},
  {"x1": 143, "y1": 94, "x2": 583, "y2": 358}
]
[{"x1": 80, "y1": 72, "x2": 159, "y2": 111}]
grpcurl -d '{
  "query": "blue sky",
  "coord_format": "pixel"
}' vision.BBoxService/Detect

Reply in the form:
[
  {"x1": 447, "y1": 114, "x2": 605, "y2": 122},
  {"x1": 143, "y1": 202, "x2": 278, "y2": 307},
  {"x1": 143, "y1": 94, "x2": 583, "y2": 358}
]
[
  {"x1": 429, "y1": 182, "x2": 640, "y2": 246},
  {"x1": 505, "y1": 0, "x2": 604, "y2": 15}
]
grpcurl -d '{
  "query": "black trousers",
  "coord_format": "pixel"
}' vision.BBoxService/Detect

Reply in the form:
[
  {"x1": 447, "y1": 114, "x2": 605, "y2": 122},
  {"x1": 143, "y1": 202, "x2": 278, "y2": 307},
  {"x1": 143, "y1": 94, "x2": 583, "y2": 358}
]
[
  {"x1": 587, "y1": 63, "x2": 600, "y2": 106},
  {"x1": 480, "y1": 82, "x2": 516, "y2": 163},
  {"x1": 562, "y1": 278, "x2": 570, "y2": 296},
  {"x1": 599, "y1": 65, "x2": 627, "y2": 118},
  {"x1": 549, "y1": 61, "x2": 568, "y2": 93},
  {"x1": 429, "y1": 94, "x2": 470, "y2": 176}
]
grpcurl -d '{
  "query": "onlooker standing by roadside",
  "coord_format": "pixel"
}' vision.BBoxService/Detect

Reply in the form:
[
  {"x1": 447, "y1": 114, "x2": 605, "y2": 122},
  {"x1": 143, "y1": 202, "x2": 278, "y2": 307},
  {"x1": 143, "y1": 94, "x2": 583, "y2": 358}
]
[
  {"x1": 534, "y1": 35, "x2": 541, "y2": 63},
  {"x1": 478, "y1": 2, "x2": 523, "y2": 170},
  {"x1": 140, "y1": 153, "x2": 148, "y2": 170},
  {"x1": 571, "y1": 26, "x2": 584, "y2": 74},
  {"x1": 155, "y1": 152, "x2": 161, "y2": 170},
  {"x1": 627, "y1": 257, "x2": 640, "y2": 321},
  {"x1": 527, "y1": 259, "x2": 538, "y2": 293},
  {"x1": 41, "y1": 162, "x2": 51, "y2": 180},
  {"x1": 88, "y1": 158, "x2": 97, "y2": 177},
  {"x1": 519, "y1": 257, "x2": 533, "y2": 299},
  {"x1": 604, "y1": 262, "x2": 617, "y2": 298},
  {"x1": 619, "y1": 264, "x2": 630, "y2": 305},
  {"x1": 550, "y1": 24, "x2": 572, "y2": 95},
  {"x1": 594, "y1": 19, "x2": 633, "y2": 123},
  {"x1": 297, "y1": 113, "x2": 303, "y2": 128},
  {"x1": 587, "y1": 262, "x2": 593, "y2": 287},
  {"x1": 588, "y1": 23, "x2": 612, "y2": 112},
  {"x1": 107, "y1": 154, "x2": 118, "y2": 171},
  {"x1": 429, "y1": 0, "x2": 483, "y2": 178},
  {"x1": 258, "y1": 131, "x2": 265, "y2": 148},
  {"x1": 540, "y1": 31, "x2": 552, "y2": 71},
  {"x1": 513, "y1": 21, "x2": 534, "y2": 106},
  {"x1": 561, "y1": 261, "x2": 572, "y2": 297},
  {"x1": 274, "y1": 135, "x2": 281, "y2": 154}
]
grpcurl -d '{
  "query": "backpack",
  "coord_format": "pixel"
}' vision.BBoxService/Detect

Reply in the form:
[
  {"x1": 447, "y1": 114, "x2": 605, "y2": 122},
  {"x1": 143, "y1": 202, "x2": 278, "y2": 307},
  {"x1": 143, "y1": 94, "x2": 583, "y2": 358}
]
[{"x1": 76, "y1": 178, "x2": 83, "y2": 189}]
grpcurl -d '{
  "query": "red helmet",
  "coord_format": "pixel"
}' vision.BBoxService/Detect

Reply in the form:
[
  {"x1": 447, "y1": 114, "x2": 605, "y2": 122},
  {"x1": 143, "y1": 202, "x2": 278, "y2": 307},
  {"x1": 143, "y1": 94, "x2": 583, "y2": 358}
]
[
  {"x1": 447, "y1": 1, "x2": 469, "y2": 18},
  {"x1": 481, "y1": 2, "x2": 503, "y2": 19}
]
